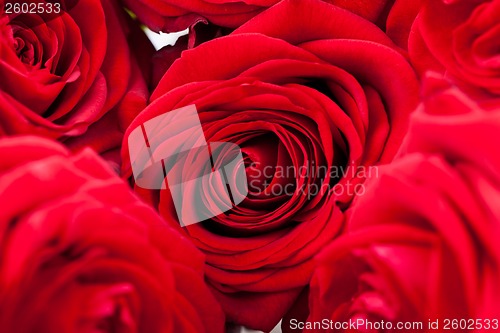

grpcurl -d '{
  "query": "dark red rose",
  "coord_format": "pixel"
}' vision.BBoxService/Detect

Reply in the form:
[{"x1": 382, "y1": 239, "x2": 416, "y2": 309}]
[
  {"x1": 122, "y1": 0, "x2": 399, "y2": 33},
  {"x1": 304, "y1": 80, "x2": 500, "y2": 332},
  {"x1": 409, "y1": 0, "x2": 500, "y2": 95},
  {"x1": 0, "y1": 0, "x2": 153, "y2": 151},
  {"x1": 121, "y1": 0, "x2": 418, "y2": 330},
  {"x1": 0, "y1": 136, "x2": 224, "y2": 333},
  {"x1": 138, "y1": 0, "x2": 411, "y2": 88}
]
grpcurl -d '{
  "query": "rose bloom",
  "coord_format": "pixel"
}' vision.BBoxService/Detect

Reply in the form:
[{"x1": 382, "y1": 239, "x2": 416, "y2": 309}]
[
  {"x1": 0, "y1": 0, "x2": 152, "y2": 155},
  {"x1": 304, "y1": 80, "x2": 500, "y2": 332},
  {"x1": 130, "y1": 0, "x2": 415, "y2": 88},
  {"x1": 122, "y1": 0, "x2": 402, "y2": 33},
  {"x1": 0, "y1": 136, "x2": 224, "y2": 333},
  {"x1": 409, "y1": 0, "x2": 500, "y2": 94},
  {"x1": 122, "y1": 0, "x2": 418, "y2": 330}
]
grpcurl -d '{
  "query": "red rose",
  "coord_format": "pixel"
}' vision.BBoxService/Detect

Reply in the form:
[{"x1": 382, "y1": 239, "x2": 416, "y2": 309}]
[
  {"x1": 127, "y1": 0, "x2": 407, "y2": 87},
  {"x1": 0, "y1": 0, "x2": 152, "y2": 150},
  {"x1": 122, "y1": 0, "x2": 399, "y2": 33},
  {"x1": 409, "y1": 0, "x2": 500, "y2": 95},
  {"x1": 304, "y1": 81, "x2": 500, "y2": 332},
  {"x1": 0, "y1": 136, "x2": 224, "y2": 333},
  {"x1": 122, "y1": 0, "x2": 418, "y2": 330}
]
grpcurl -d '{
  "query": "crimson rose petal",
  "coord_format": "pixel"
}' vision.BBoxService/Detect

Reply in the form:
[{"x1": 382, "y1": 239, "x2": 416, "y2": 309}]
[
  {"x1": 0, "y1": 136, "x2": 225, "y2": 333},
  {"x1": 0, "y1": 0, "x2": 153, "y2": 156},
  {"x1": 305, "y1": 80, "x2": 500, "y2": 332}
]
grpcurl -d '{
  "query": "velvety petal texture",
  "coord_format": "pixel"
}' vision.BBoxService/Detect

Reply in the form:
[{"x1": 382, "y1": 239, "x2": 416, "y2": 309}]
[
  {"x1": 0, "y1": 136, "x2": 225, "y2": 333},
  {"x1": 0, "y1": 0, "x2": 152, "y2": 154},
  {"x1": 122, "y1": 0, "x2": 418, "y2": 330},
  {"x1": 122, "y1": 0, "x2": 399, "y2": 33},
  {"x1": 305, "y1": 79, "x2": 500, "y2": 332}
]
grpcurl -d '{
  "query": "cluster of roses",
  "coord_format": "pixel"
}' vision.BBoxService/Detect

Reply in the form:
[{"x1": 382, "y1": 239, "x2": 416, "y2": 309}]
[{"x1": 0, "y1": 0, "x2": 498, "y2": 332}]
